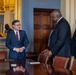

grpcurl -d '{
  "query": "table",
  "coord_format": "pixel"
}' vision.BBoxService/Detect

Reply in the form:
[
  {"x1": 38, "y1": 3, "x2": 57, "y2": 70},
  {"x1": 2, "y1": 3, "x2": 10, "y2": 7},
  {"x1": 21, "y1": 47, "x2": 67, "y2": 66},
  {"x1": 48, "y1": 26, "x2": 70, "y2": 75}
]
[{"x1": 0, "y1": 59, "x2": 74, "y2": 75}]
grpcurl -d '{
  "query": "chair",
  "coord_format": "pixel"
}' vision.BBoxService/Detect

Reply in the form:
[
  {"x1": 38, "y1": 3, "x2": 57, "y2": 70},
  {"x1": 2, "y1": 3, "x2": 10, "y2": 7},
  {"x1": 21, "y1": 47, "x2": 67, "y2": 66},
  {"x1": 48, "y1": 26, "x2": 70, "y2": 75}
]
[
  {"x1": 53, "y1": 56, "x2": 70, "y2": 69},
  {"x1": 38, "y1": 53, "x2": 50, "y2": 64},
  {"x1": 69, "y1": 56, "x2": 76, "y2": 71},
  {"x1": 38, "y1": 52, "x2": 51, "y2": 72},
  {"x1": 0, "y1": 51, "x2": 7, "y2": 61}
]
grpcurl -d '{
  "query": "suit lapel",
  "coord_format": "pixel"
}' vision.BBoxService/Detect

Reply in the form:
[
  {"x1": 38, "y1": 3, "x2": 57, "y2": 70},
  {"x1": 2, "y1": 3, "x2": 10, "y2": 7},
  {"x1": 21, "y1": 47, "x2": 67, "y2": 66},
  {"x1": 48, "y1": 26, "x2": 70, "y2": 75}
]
[
  {"x1": 19, "y1": 30, "x2": 21, "y2": 41},
  {"x1": 12, "y1": 30, "x2": 20, "y2": 42},
  {"x1": 12, "y1": 30, "x2": 17, "y2": 39}
]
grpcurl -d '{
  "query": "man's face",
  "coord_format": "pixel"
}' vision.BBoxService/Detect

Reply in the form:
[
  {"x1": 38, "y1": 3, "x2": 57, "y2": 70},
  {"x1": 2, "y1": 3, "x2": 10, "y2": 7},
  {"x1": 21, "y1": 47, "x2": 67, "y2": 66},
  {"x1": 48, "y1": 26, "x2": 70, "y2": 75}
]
[
  {"x1": 51, "y1": 13, "x2": 58, "y2": 22},
  {"x1": 12, "y1": 22, "x2": 20, "y2": 31}
]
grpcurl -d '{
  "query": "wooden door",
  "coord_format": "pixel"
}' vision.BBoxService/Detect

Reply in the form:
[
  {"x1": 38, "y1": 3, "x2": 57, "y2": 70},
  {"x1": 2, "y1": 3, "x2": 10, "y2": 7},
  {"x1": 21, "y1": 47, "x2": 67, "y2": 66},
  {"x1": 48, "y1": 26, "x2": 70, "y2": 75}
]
[{"x1": 34, "y1": 9, "x2": 55, "y2": 53}]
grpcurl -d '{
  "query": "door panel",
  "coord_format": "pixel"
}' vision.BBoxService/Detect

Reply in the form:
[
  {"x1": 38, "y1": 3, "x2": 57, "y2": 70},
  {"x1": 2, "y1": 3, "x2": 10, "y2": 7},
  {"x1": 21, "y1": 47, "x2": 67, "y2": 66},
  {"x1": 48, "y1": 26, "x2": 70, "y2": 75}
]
[{"x1": 34, "y1": 9, "x2": 55, "y2": 53}]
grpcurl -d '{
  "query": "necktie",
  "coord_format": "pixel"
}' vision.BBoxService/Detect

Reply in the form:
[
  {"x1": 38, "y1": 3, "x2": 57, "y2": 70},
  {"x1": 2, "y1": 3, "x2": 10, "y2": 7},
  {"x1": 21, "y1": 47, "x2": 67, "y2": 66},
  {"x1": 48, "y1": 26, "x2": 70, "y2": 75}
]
[{"x1": 16, "y1": 32, "x2": 18, "y2": 40}]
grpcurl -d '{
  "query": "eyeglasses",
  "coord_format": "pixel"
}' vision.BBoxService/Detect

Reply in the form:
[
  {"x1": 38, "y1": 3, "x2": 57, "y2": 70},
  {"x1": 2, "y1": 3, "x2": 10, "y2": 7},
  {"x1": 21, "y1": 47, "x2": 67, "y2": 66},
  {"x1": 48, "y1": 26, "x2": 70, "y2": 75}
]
[{"x1": 14, "y1": 24, "x2": 21, "y2": 26}]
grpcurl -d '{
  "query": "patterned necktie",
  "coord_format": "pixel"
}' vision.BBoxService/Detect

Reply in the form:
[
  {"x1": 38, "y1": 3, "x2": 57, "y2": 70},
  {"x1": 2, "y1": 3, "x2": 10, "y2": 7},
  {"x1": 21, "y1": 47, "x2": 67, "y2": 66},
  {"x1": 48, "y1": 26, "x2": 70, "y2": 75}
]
[{"x1": 16, "y1": 32, "x2": 18, "y2": 40}]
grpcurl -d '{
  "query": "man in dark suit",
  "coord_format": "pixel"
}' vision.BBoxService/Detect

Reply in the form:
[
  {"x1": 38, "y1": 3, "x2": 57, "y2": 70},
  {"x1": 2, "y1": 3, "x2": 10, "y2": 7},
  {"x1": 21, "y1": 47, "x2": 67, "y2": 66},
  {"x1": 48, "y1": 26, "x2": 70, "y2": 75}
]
[
  {"x1": 6, "y1": 20, "x2": 29, "y2": 60},
  {"x1": 71, "y1": 29, "x2": 76, "y2": 58},
  {"x1": 42, "y1": 10, "x2": 71, "y2": 61}
]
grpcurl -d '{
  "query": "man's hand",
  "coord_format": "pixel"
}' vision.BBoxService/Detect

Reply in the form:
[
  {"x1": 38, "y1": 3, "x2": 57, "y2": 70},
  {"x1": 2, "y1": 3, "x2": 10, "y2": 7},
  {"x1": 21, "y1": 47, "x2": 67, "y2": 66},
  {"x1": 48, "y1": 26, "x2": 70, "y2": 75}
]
[
  {"x1": 14, "y1": 48, "x2": 20, "y2": 53},
  {"x1": 15, "y1": 66, "x2": 20, "y2": 71},
  {"x1": 42, "y1": 49, "x2": 52, "y2": 56},
  {"x1": 19, "y1": 66, "x2": 25, "y2": 72},
  {"x1": 19, "y1": 47, "x2": 25, "y2": 52},
  {"x1": 41, "y1": 49, "x2": 49, "y2": 54},
  {"x1": 48, "y1": 51, "x2": 52, "y2": 56}
]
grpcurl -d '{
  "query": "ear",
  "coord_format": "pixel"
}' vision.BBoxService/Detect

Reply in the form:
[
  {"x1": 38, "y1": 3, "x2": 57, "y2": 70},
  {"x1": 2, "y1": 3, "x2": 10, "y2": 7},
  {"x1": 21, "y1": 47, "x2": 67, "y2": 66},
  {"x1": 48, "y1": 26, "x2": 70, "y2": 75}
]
[{"x1": 12, "y1": 25, "x2": 15, "y2": 28}]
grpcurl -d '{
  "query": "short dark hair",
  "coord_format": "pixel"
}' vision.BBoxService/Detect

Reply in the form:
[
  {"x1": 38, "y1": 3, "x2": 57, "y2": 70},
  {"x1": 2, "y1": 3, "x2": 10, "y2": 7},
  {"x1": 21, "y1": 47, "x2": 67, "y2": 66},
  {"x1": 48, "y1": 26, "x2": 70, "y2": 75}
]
[
  {"x1": 12, "y1": 20, "x2": 20, "y2": 25},
  {"x1": 5, "y1": 24, "x2": 9, "y2": 27},
  {"x1": 52, "y1": 9, "x2": 62, "y2": 17},
  {"x1": 5, "y1": 24, "x2": 10, "y2": 29}
]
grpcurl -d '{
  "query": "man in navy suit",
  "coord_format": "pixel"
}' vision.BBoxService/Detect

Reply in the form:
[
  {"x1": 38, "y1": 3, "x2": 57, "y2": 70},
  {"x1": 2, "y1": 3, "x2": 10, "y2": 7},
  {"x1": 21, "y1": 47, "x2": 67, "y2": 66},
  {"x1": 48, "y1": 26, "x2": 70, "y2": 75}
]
[
  {"x1": 6, "y1": 20, "x2": 29, "y2": 60},
  {"x1": 42, "y1": 10, "x2": 71, "y2": 61}
]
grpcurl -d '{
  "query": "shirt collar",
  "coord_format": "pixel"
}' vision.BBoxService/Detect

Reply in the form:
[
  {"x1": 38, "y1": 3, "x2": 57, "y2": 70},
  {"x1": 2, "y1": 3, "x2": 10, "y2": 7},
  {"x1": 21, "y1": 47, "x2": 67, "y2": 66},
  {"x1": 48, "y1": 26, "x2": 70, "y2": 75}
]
[
  {"x1": 14, "y1": 30, "x2": 19, "y2": 34},
  {"x1": 57, "y1": 17, "x2": 63, "y2": 24}
]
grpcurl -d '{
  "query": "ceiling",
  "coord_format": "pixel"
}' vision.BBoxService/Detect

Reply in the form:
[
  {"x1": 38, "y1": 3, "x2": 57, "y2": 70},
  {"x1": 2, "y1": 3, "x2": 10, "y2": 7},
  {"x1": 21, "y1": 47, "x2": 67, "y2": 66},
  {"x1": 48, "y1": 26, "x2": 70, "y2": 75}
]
[{"x1": 0, "y1": 0, "x2": 14, "y2": 12}]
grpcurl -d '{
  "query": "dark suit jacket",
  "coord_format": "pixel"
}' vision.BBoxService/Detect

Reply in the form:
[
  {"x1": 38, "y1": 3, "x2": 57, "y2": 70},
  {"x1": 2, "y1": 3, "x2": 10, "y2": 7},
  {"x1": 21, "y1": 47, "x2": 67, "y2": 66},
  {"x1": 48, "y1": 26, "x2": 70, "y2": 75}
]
[
  {"x1": 71, "y1": 29, "x2": 76, "y2": 57},
  {"x1": 48, "y1": 18, "x2": 71, "y2": 58},
  {"x1": 6, "y1": 30, "x2": 29, "y2": 59}
]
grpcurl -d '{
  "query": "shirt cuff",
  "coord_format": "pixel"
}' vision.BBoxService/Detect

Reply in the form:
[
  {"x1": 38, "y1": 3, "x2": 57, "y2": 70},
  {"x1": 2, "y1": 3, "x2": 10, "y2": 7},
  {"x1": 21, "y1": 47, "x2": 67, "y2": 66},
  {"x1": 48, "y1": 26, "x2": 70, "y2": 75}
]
[
  {"x1": 23, "y1": 46, "x2": 25, "y2": 49},
  {"x1": 13, "y1": 48, "x2": 16, "y2": 51}
]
